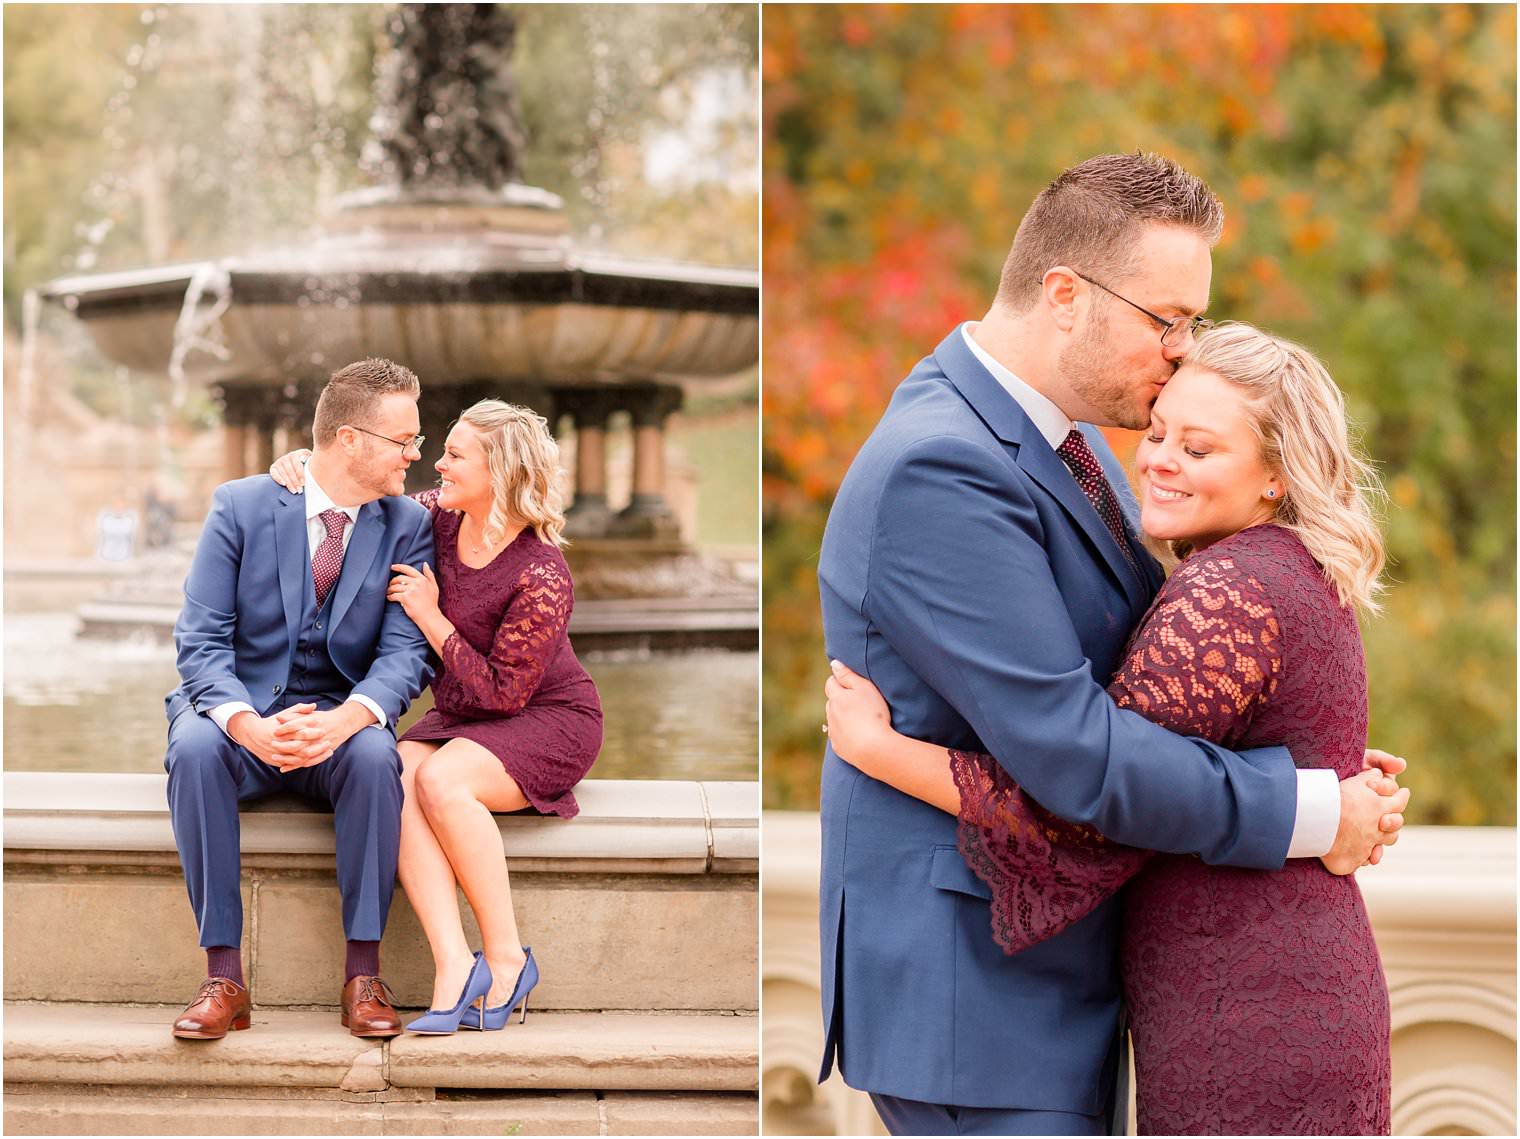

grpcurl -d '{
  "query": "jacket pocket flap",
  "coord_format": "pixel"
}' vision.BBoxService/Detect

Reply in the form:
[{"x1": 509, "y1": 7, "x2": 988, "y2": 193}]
[{"x1": 929, "y1": 843, "x2": 992, "y2": 900}]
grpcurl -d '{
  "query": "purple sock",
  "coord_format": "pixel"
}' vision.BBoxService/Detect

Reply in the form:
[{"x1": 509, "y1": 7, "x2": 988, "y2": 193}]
[
  {"x1": 206, "y1": 946, "x2": 244, "y2": 988},
  {"x1": 345, "y1": 940, "x2": 380, "y2": 983}
]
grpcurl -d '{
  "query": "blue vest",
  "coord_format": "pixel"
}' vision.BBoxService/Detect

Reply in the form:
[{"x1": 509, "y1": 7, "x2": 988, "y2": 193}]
[{"x1": 282, "y1": 568, "x2": 349, "y2": 708}]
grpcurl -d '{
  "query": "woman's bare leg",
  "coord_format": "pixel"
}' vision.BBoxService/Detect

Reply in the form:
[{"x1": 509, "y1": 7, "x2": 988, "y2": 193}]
[
  {"x1": 397, "y1": 740, "x2": 478, "y2": 1010},
  {"x1": 412, "y1": 738, "x2": 531, "y2": 1007}
]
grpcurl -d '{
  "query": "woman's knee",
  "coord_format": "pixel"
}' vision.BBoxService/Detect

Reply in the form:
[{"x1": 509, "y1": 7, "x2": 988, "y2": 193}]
[{"x1": 412, "y1": 753, "x2": 473, "y2": 818}]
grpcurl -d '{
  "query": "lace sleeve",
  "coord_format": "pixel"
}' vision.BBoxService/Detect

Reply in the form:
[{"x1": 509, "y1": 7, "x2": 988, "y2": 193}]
[
  {"x1": 951, "y1": 550, "x2": 1284, "y2": 957},
  {"x1": 952, "y1": 749, "x2": 1150, "y2": 955},
  {"x1": 410, "y1": 487, "x2": 443, "y2": 515},
  {"x1": 439, "y1": 556, "x2": 572, "y2": 716},
  {"x1": 1108, "y1": 549, "x2": 1282, "y2": 744}
]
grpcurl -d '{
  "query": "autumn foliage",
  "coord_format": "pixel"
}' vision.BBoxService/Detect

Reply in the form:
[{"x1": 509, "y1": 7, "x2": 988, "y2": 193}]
[{"x1": 762, "y1": 5, "x2": 1516, "y2": 821}]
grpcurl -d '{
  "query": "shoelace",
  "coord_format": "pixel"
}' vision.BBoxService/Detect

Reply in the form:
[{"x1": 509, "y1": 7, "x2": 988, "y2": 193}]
[{"x1": 353, "y1": 977, "x2": 400, "y2": 1007}]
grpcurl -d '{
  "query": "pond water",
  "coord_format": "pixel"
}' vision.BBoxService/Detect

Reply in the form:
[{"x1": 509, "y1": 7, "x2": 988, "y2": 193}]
[{"x1": 3, "y1": 613, "x2": 757, "y2": 782}]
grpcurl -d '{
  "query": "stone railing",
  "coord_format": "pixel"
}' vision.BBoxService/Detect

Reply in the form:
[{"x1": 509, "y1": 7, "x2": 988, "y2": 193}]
[
  {"x1": 762, "y1": 813, "x2": 1516, "y2": 1137},
  {"x1": 4, "y1": 773, "x2": 758, "y2": 1136}
]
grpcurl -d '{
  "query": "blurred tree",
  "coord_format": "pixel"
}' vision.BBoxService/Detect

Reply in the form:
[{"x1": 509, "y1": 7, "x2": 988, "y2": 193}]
[
  {"x1": 763, "y1": 4, "x2": 1515, "y2": 824},
  {"x1": 516, "y1": 3, "x2": 758, "y2": 263},
  {"x1": 4, "y1": 3, "x2": 757, "y2": 418}
]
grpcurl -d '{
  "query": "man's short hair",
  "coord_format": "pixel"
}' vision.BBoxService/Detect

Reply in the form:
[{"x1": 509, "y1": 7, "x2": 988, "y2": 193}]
[
  {"x1": 995, "y1": 152, "x2": 1225, "y2": 312},
  {"x1": 312, "y1": 358, "x2": 421, "y2": 447}
]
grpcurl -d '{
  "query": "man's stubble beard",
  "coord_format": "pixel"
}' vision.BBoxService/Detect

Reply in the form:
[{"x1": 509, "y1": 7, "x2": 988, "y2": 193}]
[
  {"x1": 352, "y1": 444, "x2": 404, "y2": 501},
  {"x1": 1059, "y1": 306, "x2": 1157, "y2": 431}
]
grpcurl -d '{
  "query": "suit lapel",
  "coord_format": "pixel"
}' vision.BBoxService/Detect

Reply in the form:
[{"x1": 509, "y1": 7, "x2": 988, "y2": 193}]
[
  {"x1": 934, "y1": 328, "x2": 1152, "y2": 609},
  {"x1": 330, "y1": 500, "x2": 383, "y2": 632},
  {"x1": 273, "y1": 491, "x2": 308, "y2": 662},
  {"x1": 1077, "y1": 423, "x2": 1162, "y2": 603},
  {"x1": 1089, "y1": 427, "x2": 1167, "y2": 595}
]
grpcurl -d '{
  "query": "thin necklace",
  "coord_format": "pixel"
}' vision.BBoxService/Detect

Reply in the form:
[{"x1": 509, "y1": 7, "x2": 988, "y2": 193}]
[{"x1": 461, "y1": 514, "x2": 496, "y2": 554}]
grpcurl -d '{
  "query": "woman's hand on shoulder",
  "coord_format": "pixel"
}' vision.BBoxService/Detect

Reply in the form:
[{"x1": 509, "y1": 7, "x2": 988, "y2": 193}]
[
  {"x1": 388, "y1": 562, "x2": 441, "y2": 620},
  {"x1": 270, "y1": 450, "x2": 313, "y2": 492},
  {"x1": 824, "y1": 660, "x2": 895, "y2": 773}
]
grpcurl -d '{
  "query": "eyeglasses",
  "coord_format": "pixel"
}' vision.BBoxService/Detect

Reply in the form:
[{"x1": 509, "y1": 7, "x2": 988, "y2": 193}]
[
  {"x1": 348, "y1": 425, "x2": 426, "y2": 454},
  {"x1": 1072, "y1": 272, "x2": 1214, "y2": 347}
]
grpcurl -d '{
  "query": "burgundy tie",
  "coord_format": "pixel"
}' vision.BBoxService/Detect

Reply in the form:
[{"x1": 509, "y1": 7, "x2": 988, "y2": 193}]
[
  {"x1": 312, "y1": 509, "x2": 350, "y2": 607},
  {"x1": 1055, "y1": 429, "x2": 1138, "y2": 571}
]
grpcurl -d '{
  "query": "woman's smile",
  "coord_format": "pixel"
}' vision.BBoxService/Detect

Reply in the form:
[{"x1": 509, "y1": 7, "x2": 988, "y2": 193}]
[{"x1": 1136, "y1": 365, "x2": 1280, "y2": 550}]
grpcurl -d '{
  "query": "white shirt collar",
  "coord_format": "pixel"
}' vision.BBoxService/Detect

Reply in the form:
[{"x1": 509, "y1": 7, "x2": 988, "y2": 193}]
[
  {"x1": 302, "y1": 459, "x2": 360, "y2": 525},
  {"x1": 960, "y1": 322, "x2": 1073, "y2": 449}
]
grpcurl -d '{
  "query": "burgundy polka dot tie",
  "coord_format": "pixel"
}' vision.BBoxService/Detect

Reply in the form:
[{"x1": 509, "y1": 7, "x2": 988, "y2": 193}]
[
  {"x1": 1056, "y1": 429, "x2": 1138, "y2": 572},
  {"x1": 312, "y1": 509, "x2": 350, "y2": 607}
]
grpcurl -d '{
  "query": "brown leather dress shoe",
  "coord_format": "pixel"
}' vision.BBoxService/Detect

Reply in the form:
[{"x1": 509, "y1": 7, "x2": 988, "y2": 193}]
[
  {"x1": 172, "y1": 977, "x2": 252, "y2": 1040},
  {"x1": 341, "y1": 975, "x2": 402, "y2": 1038}
]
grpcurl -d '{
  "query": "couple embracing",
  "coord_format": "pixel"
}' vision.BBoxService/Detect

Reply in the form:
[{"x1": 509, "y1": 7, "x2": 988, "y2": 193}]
[
  {"x1": 165, "y1": 358, "x2": 602, "y2": 1040},
  {"x1": 818, "y1": 153, "x2": 1408, "y2": 1136}
]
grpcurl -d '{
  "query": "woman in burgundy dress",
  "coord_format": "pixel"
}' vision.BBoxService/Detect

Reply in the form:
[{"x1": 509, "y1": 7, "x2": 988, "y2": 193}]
[
  {"x1": 273, "y1": 401, "x2": 601, "y2": 1033},
  {"x1": 824, "y1": 324, "x2": 1394, "y2": 1135}
]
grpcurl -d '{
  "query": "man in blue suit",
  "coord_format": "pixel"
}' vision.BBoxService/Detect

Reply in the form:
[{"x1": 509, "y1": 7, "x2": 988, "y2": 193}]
[
  {"x1": 165, "y1": 358, "x2": 435, "y2": 1040},
  {"x1": 817, "y1": 154, "x2": 1407, "y2": 1134}
]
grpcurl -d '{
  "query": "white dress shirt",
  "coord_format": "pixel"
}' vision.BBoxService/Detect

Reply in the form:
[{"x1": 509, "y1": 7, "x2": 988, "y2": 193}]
[
  {"x1": 960, "y1": 322, "x2": 1339, "y2": 859},
  {"x1": 209, "y1": 462, "x2": 386, "y2": 739}
]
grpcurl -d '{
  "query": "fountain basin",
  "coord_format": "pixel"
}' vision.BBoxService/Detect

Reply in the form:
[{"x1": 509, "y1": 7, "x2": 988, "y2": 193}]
[{"x1": 40, "y1": 247, "x2": 758, "y2": 388}]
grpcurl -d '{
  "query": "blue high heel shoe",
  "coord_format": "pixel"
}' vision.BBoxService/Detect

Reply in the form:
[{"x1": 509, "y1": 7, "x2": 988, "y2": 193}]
[
  {"x1": 465, "y1": 947, "x2": 538, "y2": 1031},
  {"x1": 405, "y1": 952, "x2": 493, "y2": 1035}
]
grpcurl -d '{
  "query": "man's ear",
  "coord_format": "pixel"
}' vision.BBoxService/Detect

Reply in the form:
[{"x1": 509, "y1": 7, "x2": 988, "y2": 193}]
[{"x1": 1043, "y1": 266, "x2": 1082, "y2": 334}]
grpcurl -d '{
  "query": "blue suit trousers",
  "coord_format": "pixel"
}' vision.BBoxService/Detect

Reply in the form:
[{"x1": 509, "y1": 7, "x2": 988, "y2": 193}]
[{"x1": 165, "y1": 699, "x2": 403, "y2": 948}]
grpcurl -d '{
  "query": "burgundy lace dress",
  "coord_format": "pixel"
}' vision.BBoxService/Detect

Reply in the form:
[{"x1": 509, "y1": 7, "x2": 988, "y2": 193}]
[
  {"x1": 399, "y1": 490, "x2": 602, "y2": 818},
  {"x1": 950, "y1": 524, "x2": 1390, "y2": 1135}
]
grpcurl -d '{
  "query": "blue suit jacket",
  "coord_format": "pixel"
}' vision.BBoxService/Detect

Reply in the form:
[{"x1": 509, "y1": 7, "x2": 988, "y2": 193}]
[
  {"x1": 166, "y1": 476, "x2": 435, "y2": 730},
  {"x1": 816, "y1": 327, "x2": 1298, "y2": 1112}
]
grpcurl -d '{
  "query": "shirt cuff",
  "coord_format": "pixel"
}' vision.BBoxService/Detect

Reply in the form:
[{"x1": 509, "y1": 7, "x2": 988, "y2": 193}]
[
  {"x1": 1286, "y1": 767, "x2": 1341, "y2": 858},
  {"x1": 209, "y1": 701, "x2": 257, "y2": 739},
  {"x1": 346, "y1": 694, "x2": 387, "y2": 730}
]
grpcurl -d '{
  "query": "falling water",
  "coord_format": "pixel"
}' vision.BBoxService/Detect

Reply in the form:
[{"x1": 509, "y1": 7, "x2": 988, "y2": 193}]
[{"x1": 166, "y1": 260, "x2": 232, "y2": 409}]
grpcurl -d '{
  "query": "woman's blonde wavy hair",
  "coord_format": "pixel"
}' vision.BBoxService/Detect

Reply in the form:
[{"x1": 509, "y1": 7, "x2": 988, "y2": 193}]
[
  {"x1": 1179, "y1": 322, "x2": 1386, "y2": 613},
  {"x1": 454, "y1": 400, "x2": 569, "y2": 549}
]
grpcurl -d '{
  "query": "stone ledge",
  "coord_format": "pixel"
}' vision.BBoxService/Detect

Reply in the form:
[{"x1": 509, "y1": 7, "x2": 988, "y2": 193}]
[
  {"x1": 2, "y1": 1088, "x2": 758, "y2": 1136},
  {"x1": 764, "y1": 813, "x2": 1518, "y2": 932},
  {"x1": 386, "y1": 1010, "x2": 758, "y2": 1092},
  {"x1": 4, "y1": 1005, "x2": 758, "y2": 1094},
  {"x1": 4, "y1": 872, "x2": 756, "y2": 1011},
  {"x1": 761, "y1": 815, "x2": 1517, "y2": 1137},
  {"x1": 1353, "y1": 824, "x2": 1516, "y2": 932},
  {"x1": 4, "y1": 1006, "x2": 379, "y2": 1090},
  {"x1": 5, "y1": 773, "x2": 757, "y2": 875}
]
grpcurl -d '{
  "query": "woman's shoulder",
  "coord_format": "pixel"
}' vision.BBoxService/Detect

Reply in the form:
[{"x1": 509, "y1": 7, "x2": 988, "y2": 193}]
[
  {"x1": 1168, "y1": 525, "x2": 1326, "y2": 609},
  {"x1": 407, "y1": 487, "x2": 455, "y2": 524},
  {"x1": 507, "y1": 529, "x2": 573, "y2": 576}
]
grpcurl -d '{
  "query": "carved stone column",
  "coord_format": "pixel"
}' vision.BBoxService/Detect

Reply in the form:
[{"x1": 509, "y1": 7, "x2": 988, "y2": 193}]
[
  {"x1": 290, "y1": 381, "x2": 322, "y2": 452},
  {"x1": 222, "y1": 421, "x2": 249, "y2": 483},
  {"x1": 556, "y1": 387, "x2": 619, "y2": 539},
  {"x1": 249, "y1": 387, "x2": 280, "y2": 477},
  {"x1": 608, "y1": 383, "x2": 683, "y2": 540},
  {"x1": 216, "y1": 385, "x2": 258, "y2": 481}
]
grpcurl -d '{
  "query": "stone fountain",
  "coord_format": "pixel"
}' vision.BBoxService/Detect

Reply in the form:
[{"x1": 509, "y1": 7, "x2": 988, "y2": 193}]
[{"x1": 38, "y1": 5, "x2": 758, "y2": 644}]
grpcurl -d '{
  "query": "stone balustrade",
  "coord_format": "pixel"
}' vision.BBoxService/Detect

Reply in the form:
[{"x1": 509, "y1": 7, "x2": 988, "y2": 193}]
[{"x1": 761, "y1": 812, "x2": 1516, "y2": 1137}]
